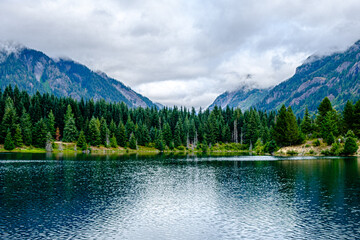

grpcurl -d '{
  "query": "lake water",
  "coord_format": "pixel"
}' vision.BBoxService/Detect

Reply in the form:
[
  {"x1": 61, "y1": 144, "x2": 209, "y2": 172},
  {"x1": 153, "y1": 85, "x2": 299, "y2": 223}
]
[{"x1": 0, "y1": 153, "x2": 359, "y2": 239}]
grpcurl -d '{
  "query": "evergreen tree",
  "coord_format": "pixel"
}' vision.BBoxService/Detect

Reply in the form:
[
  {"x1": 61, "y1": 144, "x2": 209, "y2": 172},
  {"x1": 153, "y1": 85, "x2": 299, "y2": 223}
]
[
  {"x1": 63, "y1": 105, "x2": 78, "y2": 142},
  {"x1": 221, "y1": 124, "x2": 231, "y2": 143},
  {"x1": 47, "y1": 110, "x2": 56, "y2": 138},
  {"x1": 326, "y1": 132, "x2": 335, "y2": 146},
  {"x1": 162, "y1": 123, "x2": 173, "y2": 146},
  {"x1": 129, "y1": 133, "x2": 137, "y2": 149},
  {"x1": 1, "y1": 97, "x2": 17, "y2": 143},
  {"x1": 4, "y1": 129, "x2": 15, "y2": 150},
  {"x1": 317, "y1": 97, "x2": 333, "y2": 133},
  {"x1": 125, "y1": 116, "x2": 135, "y2": 139},
  {"x1": 155, "y1": 132, "x2": 164, "y2": 151},
  {"x1": 45, "y1": 132, "x2": 53, "y2": 152},
  {"x1": 343, "y1": 131, "x2": 358, "y2": 155},
  {"x1": 286, "y1": 106, "x2": 300, "y2": 145},
  {"x1": 13, "y1": 124, "x2": 23, "y2": 147},
  {"x1": 353, "y1": 100, "x2": 360, "y2": 137},
  {"x1": 33, "y1": 119, "x2": 48, "y2": 148},
  {"x1": 20, "y1": 109, "x2": 32, "y2": 146},
  {"x1": 273, "y1": 105, "x2": 288, "y2": 146},
  {"x1": 300, "y1": 107, "x2": 312, "y2": 135},
  {"x1": 109, "y1": 119, "x2": 117, "y2": 137},
  {"x1": 110, "y1": 135, "x2": 118, "y2": 148},
  {"x1": 343, "y1": 100, "x2": 354, "y2": 132},
  {"x1": 77, "y1": 130, "x2": 87, "y2": 150},
  {"x1": 100, "y1": 117, "x2": 109, "y2": 145},
  {"x1": 116, "y1": 122, "x2": 126, "y2": 147},
  {"x1": 88, "y1": 117, "x2": 101, "y2": 146}
]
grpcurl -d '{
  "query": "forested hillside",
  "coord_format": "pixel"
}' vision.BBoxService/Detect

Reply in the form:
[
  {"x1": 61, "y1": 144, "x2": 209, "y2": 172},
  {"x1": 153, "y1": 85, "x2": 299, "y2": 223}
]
[
  {"x1": 0, "y1": 85, "x2": 359, "y2": 155},
  {"x1": 0, "y1": 44, "x2": 155, "y2": 108}
]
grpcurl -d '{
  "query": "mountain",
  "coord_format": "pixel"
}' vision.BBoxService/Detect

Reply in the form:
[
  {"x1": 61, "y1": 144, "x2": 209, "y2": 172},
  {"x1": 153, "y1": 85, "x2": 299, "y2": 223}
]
[
  {"x1": 210, "y1": 40, "x2": 360, "y2": 115},
  {"x1": 209, "y1": 84, "x2": 269, "y2": 110},
  {"x1": 0, "y1": 42, "x2": 155, "y2": 108}
]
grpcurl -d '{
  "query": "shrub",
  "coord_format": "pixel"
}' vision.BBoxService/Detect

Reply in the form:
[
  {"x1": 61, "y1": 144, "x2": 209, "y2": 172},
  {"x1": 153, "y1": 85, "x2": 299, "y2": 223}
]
[
  {"x1": 313, "y1": 139, "x2": 321, "y2": 147},
  {"x1": 286, "y1": 150, "x2": 298, "y2": 156}
]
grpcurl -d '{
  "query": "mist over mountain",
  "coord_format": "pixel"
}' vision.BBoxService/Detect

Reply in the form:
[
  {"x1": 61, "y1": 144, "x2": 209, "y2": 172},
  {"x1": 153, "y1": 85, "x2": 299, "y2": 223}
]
[
  {"x1": 0, "y1": 43, "x2": 155, "y2": 108},
  {"x1": 211, "y1": 40, "x2": 360, "y2": 115}
]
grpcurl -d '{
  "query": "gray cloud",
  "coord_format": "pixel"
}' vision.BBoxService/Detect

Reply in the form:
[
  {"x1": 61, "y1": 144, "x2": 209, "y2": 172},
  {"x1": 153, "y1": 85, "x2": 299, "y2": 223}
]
[{"x1": 1, "y1": 0, "x2": 360, "y2": 108}]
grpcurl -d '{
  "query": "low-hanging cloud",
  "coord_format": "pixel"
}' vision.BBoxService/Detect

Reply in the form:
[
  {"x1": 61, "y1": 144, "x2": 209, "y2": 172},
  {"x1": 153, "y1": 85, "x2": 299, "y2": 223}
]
[{"x1": 1, "y1": 0, "x2": 360, "y2": 108}]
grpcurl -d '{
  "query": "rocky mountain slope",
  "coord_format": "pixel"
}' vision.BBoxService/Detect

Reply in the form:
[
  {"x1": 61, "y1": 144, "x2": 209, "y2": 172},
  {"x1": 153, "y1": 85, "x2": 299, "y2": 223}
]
[
  {"x1": 0, "y1": 42, "x2": 155, "y2": 108},
  {"x1": 209, "y1": 84, "x2": 269, "y2": 110},
  {"x1": 211, "y1": 40, "x2": 360, "y2": 115}
]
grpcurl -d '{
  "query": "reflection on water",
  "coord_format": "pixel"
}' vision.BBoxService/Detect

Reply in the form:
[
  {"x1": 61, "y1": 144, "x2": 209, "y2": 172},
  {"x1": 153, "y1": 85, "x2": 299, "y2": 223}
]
[{"x1": 0, "y1": 153, "x2": 359, "y2": 239}]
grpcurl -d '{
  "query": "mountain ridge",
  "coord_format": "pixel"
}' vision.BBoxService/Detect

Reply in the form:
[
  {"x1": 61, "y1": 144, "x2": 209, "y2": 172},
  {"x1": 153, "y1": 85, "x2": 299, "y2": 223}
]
[
  {"x1": 0, "y1": 43, "x2": 155, "y2": 108},
  {"x1": 210, "y1": 40, "x2": 360, "y2": 115}
]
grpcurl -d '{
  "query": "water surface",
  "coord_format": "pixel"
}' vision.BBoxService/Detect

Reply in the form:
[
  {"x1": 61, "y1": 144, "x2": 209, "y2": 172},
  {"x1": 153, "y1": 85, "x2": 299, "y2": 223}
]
[{"x1": 0, "y1": 153, "x2": 359, "y2": 239}]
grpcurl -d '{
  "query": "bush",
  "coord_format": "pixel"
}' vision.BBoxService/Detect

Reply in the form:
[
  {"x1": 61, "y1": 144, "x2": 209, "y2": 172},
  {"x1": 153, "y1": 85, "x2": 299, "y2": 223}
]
[
  {"x1": 326, "y1": 133, "x2": 335, "y2": 146},
  {"x1": 305, "y1": 144, "x2": 310, "y2": 148},
  {"x1": 313, "y1": 139, "x2": 321, "y2": 147},
  {"x1": 286, "y1": 150, "x2": 298, "y2": 156},
  {"x1": 309, "y1": 149, "x2": 315, "y2": 154},
  {"x1": 342, "y1": 137, "x2": 358, "y2": 156}
]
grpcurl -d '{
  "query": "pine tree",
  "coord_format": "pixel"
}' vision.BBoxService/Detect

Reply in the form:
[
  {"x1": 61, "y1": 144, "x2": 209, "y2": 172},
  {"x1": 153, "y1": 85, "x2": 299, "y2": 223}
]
[
  {"x1": 20, "y1": 109, "x2": 32, "y2": 146},
  {"x1": 129, "y1": 133, "x2": 137, "y2": 149},
  {"x1": 63, "y1": 105, "x2": 78, "y2": 142},
  {"x1": 88, "y1": 117, "x2": 101, "y2": 146},
  {"x1": 33, "y1": 119, "x2": 48, "y2": 148},
  {"x1": 116, "y1": 122, "x2": 126, "y2": 147},
  {"x1": 13, "y1": 124, "x2": 23, "y2": 147},
  {"x1": 300, "y1": 107, "x2": 312, "y2": 135},
  {"x1": 343, "y1": 100, "x2": 354, "y2": 132},
  {"x1": 1, "y1": 97, "x2": 17, "y2": 143},
  {"x1": 110, "y1": 135, "x2": 118, "y2": 148},
  {"x1": 45, "y1": 132, "x2": 53, "y2": 152},
  {"x1": 77, "y1": 130, "x2": 87, "y2": 150},
  {"x1": 155, "y1": 130, "x2": 164, "y2": 151},
  {"x1": 100, "y1": 117, "x2": 109, "y2": 145},
  {"x1": 4, "y1": 129, "x2": 15, "y2": 150},
  {"x1": 317, "y1": 97, "x2": 333, "y2": 133},
  {"x1": 273, "y1": 105, "x2": 287, "y2": 146},
  {"x1": 162, "y1": 123, "x2": 173, "y2": 146},
  {"x1": 286, "y1": 106, "x2": 300, "y2": 145},
  {"x1": 326, "y1": 132, "x2": 335, "y2": 146},
  {"x1": 109, "y1": 119, "x2": 117, "y2": 137},
  {"x1": 47, "y1": 110, "x2": 56, "y2": 138}
]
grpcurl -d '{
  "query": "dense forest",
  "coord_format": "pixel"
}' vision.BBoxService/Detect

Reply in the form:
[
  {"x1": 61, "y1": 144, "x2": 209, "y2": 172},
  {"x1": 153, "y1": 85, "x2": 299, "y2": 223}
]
[{"x1": 0, "y1": 85, "x2": 358, "y2": 155}]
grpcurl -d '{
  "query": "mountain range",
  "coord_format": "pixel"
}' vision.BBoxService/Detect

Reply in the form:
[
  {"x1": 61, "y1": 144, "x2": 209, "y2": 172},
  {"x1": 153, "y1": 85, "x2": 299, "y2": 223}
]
[
  {"x1": 211, "y1": 40, "x2": 360, "y2": 115},
  {"x1": 0, "y1": 42, "x2": 155, "y2": 108}
]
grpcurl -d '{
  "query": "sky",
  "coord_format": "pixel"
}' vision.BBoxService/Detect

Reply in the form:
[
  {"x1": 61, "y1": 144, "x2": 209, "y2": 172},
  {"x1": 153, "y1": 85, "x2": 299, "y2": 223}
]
[{"x1": 1, "y1": 0, "x2": 360, "y2": 108}]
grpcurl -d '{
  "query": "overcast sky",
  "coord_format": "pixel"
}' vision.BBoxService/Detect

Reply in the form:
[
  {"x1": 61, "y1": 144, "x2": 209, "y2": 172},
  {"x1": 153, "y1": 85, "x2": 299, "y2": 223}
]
[{"x1": 1, "y1": 0, "x2": 360, "y2": 108}]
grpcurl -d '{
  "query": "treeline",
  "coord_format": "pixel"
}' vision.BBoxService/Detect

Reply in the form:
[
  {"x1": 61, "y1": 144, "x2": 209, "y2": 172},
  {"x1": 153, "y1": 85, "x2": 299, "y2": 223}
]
[{"x1": 0, "y1": 85, "x2": 358, "y2": 154}]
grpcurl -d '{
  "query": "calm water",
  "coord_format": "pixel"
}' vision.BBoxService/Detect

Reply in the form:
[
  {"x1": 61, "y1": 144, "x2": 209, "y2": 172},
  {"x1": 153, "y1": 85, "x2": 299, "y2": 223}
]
[{"x1": 0, "y1": 153, "x2": 360, "y2": 239}]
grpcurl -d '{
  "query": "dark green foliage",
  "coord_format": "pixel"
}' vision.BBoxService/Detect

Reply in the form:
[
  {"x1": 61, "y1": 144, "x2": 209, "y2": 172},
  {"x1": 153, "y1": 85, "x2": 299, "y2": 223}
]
[
  {"x1": 313, "y1": 139, "x2": 321, "y2": 146},
  {"x1": 4, "y1": 130, "x2": 15, "y2": 150},
  {"x1": 13, "y1": 124, "x2": 23, "y2": 147},
  {"x1": 45, "y1": 132, "x2": 53, "y2": 152},
  {"x1": 20, "y1": 110, "x2": 32, "y2": 146},
  {"x1": 273, "y1": 105, "x2": 301, "y2": 146},
  {"x1": 100, "y1": 117, "x2": 109, "y2": 145},
  {"x1": 63, "y1": 105, "x2": 78, "y2": 142},
  {"x1": 343, "y1": 132, "x2": 358, "y2": 155},
  {"x1": 1, "y1": 97, "x2": 17, "y2": 143},
  {"x1": 110, "y1": 135, "x2": 118, "y2": 148},
  {"x1": 162, "y1": 123, "x2": 173, "y2": 146},
  {"x1": 343, "y1": 101, "x2": 354, "y2": 132},
  {"x1": 77, "y1": 130, "x2": 87, "y2": 150},
  {"x1": 265, "y1": 140, "x2": 278, "y2": 154},
  {"x1": 129, "y1": 133, "x2": 137, "y2": 150},
  {"x1": 88, "y1": 117, "x2": 101, "y2": 146},
  {"x1": 33, "y1": 119, "x2": 48, "y2": 148},
  {"x1": 326, "y1": 132, "x2": 335, "y2": 146},
  {"x1": 116, "y1": 122, "x2": 126, "y2": 147},
  {"x1": 47, "y1": 110, "x2": 56, "y2": 138},
  {"x1": 300, "y1": 107, "x2": 312, "y2": 135},
  {"x1": 154, "y1": 130, "x2": 164, "y2": 151}
]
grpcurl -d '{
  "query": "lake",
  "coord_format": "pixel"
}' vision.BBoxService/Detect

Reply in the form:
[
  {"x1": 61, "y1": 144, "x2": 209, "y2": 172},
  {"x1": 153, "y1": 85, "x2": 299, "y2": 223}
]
[{"x1": 0, "y1": 153, "x2": 359, "y2": 239}]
